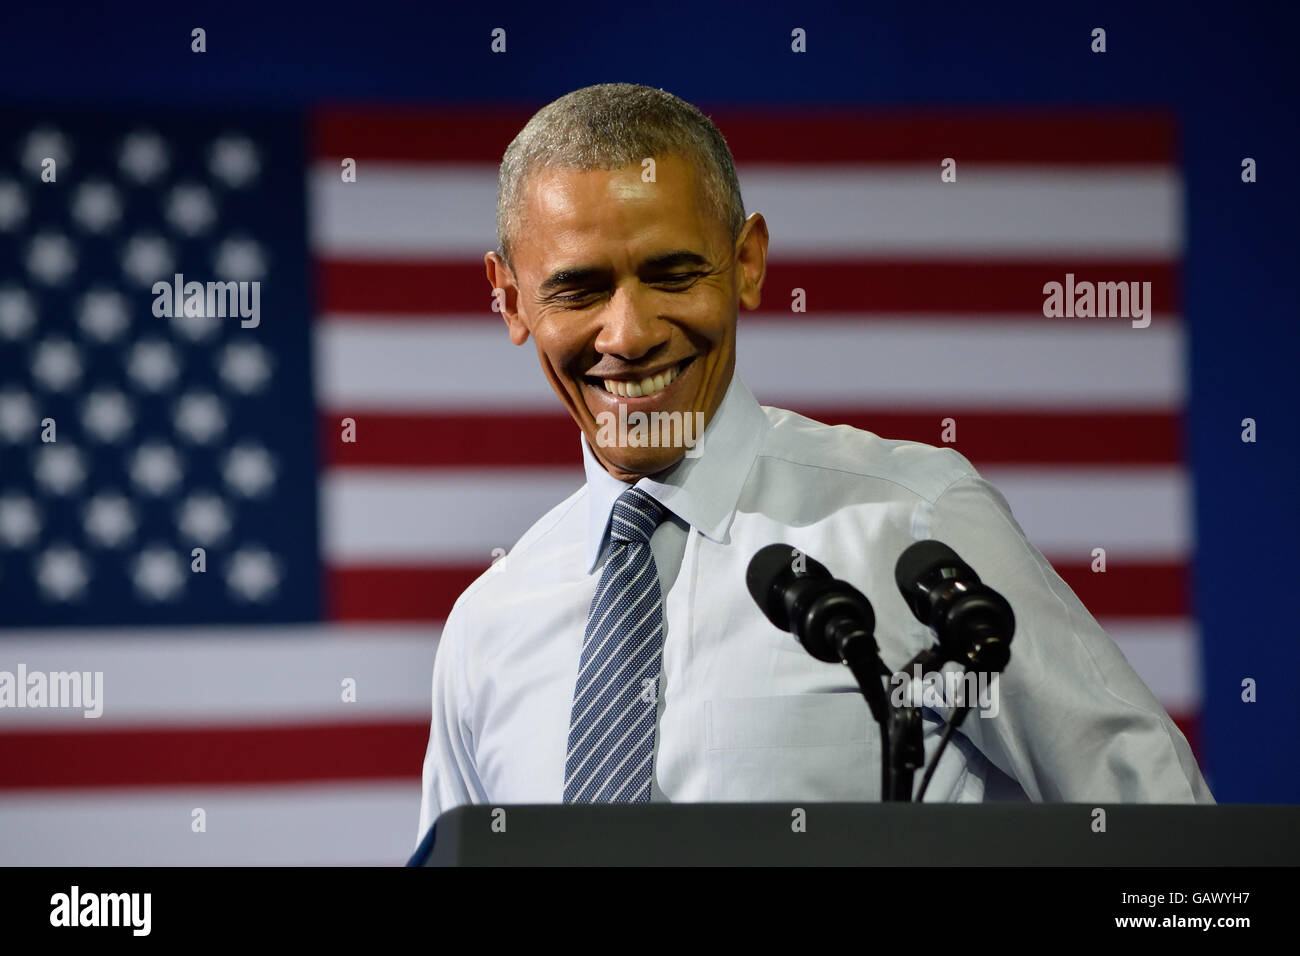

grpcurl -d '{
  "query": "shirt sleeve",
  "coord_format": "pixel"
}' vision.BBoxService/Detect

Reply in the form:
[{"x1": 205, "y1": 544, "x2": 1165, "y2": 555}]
[
  {"x1": 924, "y1": 470, "x2": 1215, "y2": 804},
  {"x1": 416, "y1": 607, "x2": 486, "y2": 847}
]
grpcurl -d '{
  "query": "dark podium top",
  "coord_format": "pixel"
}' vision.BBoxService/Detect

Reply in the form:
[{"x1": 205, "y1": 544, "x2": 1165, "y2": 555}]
[{"x1": 419, "y1": 803, "x2": 1300, "y2": 866}]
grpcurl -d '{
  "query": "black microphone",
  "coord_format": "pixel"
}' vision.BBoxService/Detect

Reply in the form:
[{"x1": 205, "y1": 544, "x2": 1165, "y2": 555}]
[
  {"x1": 894, "y1": 540, "x2": 1015, "y2": 672},
  {"x1": 746, "y1": 543, "x2": 878, "y2": 665}
]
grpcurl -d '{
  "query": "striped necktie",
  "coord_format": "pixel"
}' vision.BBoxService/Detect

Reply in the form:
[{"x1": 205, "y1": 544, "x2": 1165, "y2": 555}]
[{"x1": 564, "y1": 486, "x2": 669, "y2": 803}]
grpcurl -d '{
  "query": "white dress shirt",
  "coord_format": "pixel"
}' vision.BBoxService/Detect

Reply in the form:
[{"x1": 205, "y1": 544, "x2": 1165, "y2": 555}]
[{"x1": 417, "y1": 375, "x2": 1214, "y2": 841}]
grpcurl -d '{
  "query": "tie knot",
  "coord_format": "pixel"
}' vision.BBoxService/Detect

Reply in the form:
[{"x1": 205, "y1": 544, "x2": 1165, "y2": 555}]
[{"x1": 609, "y1": 487, "x2": 666, "y2": 544}]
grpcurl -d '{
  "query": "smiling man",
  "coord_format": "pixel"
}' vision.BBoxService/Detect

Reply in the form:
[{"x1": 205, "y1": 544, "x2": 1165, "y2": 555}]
[
  {"x1": 416, "y1": 83, "x2": 1212, "y2": 843},
  {"x1": 493, "y1": 149, "x2": 747, "y2": 481}
]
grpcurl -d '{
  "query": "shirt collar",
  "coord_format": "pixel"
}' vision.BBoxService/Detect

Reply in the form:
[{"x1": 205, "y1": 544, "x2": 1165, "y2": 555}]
[{"x1": 581, "y1": 374, "x2": 769, "y2": 573}]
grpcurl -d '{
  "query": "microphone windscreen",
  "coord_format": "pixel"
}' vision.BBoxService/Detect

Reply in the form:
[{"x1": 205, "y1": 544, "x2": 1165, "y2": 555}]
[
  {"x1": 746, "y1": 543, "x2": 828, "y2": 629},
  {"x1": 746, "y1": 543, "x2": 801, "y2": 626},
  {"x1": 894, "y1": 539, "x2": 963, "y2": 596}
]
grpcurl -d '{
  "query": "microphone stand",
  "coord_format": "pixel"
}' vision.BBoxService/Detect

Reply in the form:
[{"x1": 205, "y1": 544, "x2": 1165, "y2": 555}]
[
  {"x1": 883, "y1": 647, "x2": 946, "y2": 802},
  {"x1": 829, "y1": 618, "x2": 899, "y2": 800}
]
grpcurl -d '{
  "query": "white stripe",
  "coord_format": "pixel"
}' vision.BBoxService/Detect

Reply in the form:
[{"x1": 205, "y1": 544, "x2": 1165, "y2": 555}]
[
  {"x1": 0, "y1": 621, "x2": 1195, "y2": 727},
  {"x1": 310, "y1": 163, "x2": 1179, "y2": 257},
  {"x1": 1104, "y1": 618, "x2": 1201, "y2": 713},
  {"x1": 322, "y1": 467, "x2": 583, "y2": 561},
  {"x1": 0, "y1": 626, "x2": 437, "y2": 726},
  {"x1": 981, "y1": 466, "x2": 1190, "y2": 557},
  {"x1": 317, "y1": 318, "x2": 1185, "y2": 410},
  {"x1": 0, "y1": 782, "x2": 419, "y2": 866},
  {"x1": 322, "y1": 467, "x2": 1187, "y2": 561},
  {"x1": 742, "y1": 165, "x2": 1181, "y2": 257},
  {"x1": 311, "y1": 164, "x2": 499, "y2": 257}
]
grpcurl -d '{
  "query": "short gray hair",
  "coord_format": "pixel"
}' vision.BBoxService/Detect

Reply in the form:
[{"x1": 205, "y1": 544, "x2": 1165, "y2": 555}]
[{"x1": 495, "y1": 83, "x2": 746, "y2": 270}]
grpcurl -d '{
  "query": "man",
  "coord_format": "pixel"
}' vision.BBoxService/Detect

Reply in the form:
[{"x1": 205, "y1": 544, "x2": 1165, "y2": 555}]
[{"x1": 416, "y1": 83, "x2": 1213, "y2": 841}]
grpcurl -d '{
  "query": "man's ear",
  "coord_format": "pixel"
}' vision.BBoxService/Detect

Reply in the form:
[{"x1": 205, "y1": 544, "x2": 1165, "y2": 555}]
[
  {"x1": 735, "y1": 213, "x2": 769, "y2": 311},
  {"x1": 485, "y1": 250, "x2": 530, "y2": 345}
]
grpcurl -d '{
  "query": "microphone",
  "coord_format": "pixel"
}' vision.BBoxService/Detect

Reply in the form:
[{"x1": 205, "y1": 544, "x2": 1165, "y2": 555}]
[
  {"x1": 894, "y1": 540, "x2": 1015, "y2": 672},
  {"x1": 746, "y1": 543, "x2": 878, "y2": 665}
]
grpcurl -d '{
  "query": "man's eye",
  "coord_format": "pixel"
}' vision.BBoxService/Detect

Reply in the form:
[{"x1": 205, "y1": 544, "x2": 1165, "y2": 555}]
[
  {"x1": 555, "y1": 289, "x2": 601, "y2": 303},
  {"x1": 655, "y1": 272, "x2": 703, "y2": 287}
]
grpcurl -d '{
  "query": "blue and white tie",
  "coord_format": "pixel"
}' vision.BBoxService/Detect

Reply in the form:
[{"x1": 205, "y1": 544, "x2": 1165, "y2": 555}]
[{"x1": 564, "y1": 486, "x2": 668, "y2": 803}]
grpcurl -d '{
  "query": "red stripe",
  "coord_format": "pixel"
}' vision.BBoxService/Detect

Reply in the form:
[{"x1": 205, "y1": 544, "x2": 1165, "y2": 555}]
[
  {"x1": 319, "y1": 409, "x2": 1181, "y2": 468},
  {"x1": 1055, "y1": 561, "x2": 1189, "y2": 618},
  {"x1": 326, "y1": 564, "x2": 484, "y2": 622},
  {"x1": 0, "y1": 720, "x2": 426, "y2": 790},
  {"x1": 0, "y1": 710, "x2": 1203, "y2": 789},
  {"x1": 325, "y1": 559, "x2": 1186, "y2": 624},
  {"x1": 317, "y1": 258, "x2": 1181, "y2": 317},
  {"x1": 1173, "y1": 713, "x2": 1200, "y2": 758},
  {"x1": 312, "y1": 108, "x2": 1175, "y2": 164}
]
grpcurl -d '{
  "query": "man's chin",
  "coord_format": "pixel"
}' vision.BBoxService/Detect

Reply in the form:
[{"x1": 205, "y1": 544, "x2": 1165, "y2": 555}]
[{"x1": 592, "y1": 444, "x2": 690, "y2": 482}]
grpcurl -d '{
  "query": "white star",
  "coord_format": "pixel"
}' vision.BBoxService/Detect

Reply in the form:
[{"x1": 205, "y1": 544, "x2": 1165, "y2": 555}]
[
  {"x1": 0, "y1": 287, "x2": 36, "y2": 340},
  {"x1": 121, "y1": 234, "x2": 175, "y2": 286},
  {"x1": 33, "y1": 444, "x2": 87, "y2": 496},
  {"x1": 22, "y1": 128, "x2": 71, "y2": 176},
  {"x1": 209, "y1": 135, "x2": 260, "y2": 188},
  {"x1": 213, "y1": 237, "x2": 266, "y2": 281},
  {"x1": 81, "y1": 389, "x2": 135, "y2": 443},
  {"x1": 226, "y1": 546, "x2": 281, "y2": 602},
  {"x1": 70, "y1": 180, "x2": 123, "y2": 233},
  {"x1": 169, "y1": 303, "x2": 222, "y2": 343},
  {"x1": 217, "y1": 341, "x2": 272, "y2": 393},
  {"x1": 0, "y1": 180, "x2": 28, "y2": 232},
  {"x1": 177, "y1": 492, "x2": 231, "y2": 545},
  {"x1": 0, "y1": 390, "x2": 39, "y2": 443},
  {"x1": 83, "y1": 492, "x2": 136, "y2": 548},
  {"x1": 173, "y1": 391, "x2": 227, "y2": 444},
  {"x1": 132, "y1": 545, "x2": 186, "y2": 601},
  {"x1": 165, "y1": 183, "x2": 216, "y2": 235},
  {"x1": 126, "y1": 339, "x2": 181, "y2": 391},
  {"x1": 31, "y1": 338, "x2": 84, "y2": 392},
  {"x1": 119, "y1": 131, "x2": 169, "y2": 184},
  {"x1": 35, "y1": 544, "x2": 90, "y2": 603},
  {"x1": 27, "y1": 233, "x2": 77, "y2": 285},
  {"x1": 0, "y1": 493, "x2": 41, "y2": 548},
  {"x1": 77, "y1": 289, "x2": 130, "y2": 343},
  {"x1": 129, "y1": 442, "x2": 184, "y2": 496},
  {"x1": 222, "y1": 443, "x2": 276, "y2": 498}
]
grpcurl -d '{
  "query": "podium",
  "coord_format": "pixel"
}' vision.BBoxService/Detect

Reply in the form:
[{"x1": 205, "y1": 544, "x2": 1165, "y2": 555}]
[{"x1": 417, "y1": 803, "x2": 1300, "y2": 866}]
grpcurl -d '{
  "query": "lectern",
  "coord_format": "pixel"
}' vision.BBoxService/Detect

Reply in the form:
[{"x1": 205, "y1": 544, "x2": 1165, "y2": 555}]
[{"x1": 412, "y1": 803, "x2": 1300, "y2": 866}]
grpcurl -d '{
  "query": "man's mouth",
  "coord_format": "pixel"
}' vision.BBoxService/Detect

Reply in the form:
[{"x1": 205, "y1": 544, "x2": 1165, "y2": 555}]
[{"x1": 589, "y1": 358, "x2": 693, "y2": 399}]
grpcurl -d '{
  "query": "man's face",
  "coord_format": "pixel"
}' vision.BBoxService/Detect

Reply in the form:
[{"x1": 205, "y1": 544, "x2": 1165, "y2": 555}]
[{"x1": 486, "y1": 153, "x2": 767, "y2": 481}]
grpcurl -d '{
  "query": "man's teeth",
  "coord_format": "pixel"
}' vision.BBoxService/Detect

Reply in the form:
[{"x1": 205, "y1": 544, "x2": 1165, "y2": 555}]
[{"x1": 603, "y1": 364, "x2": 680, "y2": 398}]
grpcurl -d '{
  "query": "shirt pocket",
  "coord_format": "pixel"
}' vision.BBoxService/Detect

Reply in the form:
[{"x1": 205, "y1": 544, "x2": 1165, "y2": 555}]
[{"x1": 703, "y1": 693, "x2": 880, "y2": 802}]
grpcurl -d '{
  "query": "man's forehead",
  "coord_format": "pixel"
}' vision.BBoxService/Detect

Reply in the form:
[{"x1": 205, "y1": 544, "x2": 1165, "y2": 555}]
[
  {"x1": 515, "y1": 157, "x2": 718, "y2": 272},
  {"x1": 524, "y1": 155, "x2": 702, "y2": 217}
]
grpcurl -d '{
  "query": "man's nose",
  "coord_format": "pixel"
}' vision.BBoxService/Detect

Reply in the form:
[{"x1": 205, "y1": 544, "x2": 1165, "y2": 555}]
[{"x1": 593, "y1": 284, "x2": 668, "y2": 360}]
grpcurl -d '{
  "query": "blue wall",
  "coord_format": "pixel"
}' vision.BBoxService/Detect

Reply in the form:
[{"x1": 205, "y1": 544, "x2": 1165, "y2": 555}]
[{"x1": 4, "y1": 0, "x2": 1296, "y2": 802}]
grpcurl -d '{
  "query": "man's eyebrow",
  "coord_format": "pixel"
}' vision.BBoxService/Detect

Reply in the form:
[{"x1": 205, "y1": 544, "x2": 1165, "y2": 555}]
[
  {"x1": 537, "y1": 251, "x2": 712, "y2": 295},
  {"x1": 537, "y1": 266, "x2": 610, "y2": 295},
  {"x1": 640, "y1": 250, "x2": 711, "y2": 271}
]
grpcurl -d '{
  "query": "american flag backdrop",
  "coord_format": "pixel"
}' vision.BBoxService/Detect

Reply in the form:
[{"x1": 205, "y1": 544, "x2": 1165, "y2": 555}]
[{"x1": 0, "y1": 107, "x2": 1195, "y2": 864}]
